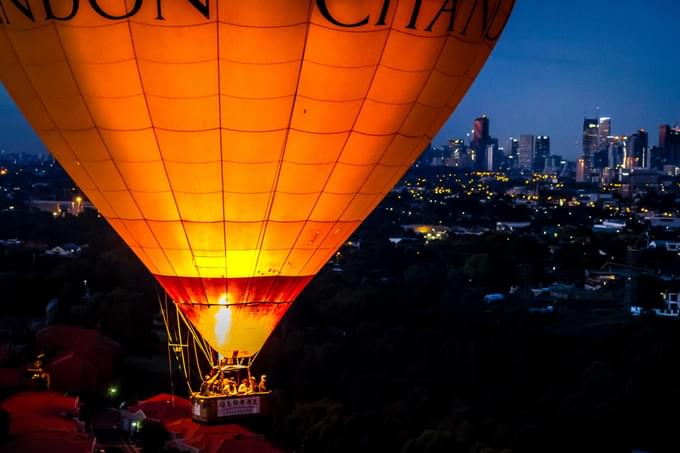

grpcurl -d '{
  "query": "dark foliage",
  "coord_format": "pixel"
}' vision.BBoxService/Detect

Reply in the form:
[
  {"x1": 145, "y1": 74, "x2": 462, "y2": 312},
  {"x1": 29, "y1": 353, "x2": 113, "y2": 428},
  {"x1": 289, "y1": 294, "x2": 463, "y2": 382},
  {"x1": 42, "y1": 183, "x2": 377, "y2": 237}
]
[
  {"x1": 138, "y1": 419, "x2": 170, "y2": 452},
  {"x1": 250, "y1": 213, "x2": 680, "y2": 452}
]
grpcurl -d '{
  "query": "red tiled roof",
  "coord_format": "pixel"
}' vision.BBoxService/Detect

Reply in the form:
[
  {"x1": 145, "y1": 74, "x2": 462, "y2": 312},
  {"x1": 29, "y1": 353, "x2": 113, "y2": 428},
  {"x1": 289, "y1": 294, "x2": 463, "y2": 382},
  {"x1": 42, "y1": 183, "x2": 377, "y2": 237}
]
[
  {"x1": 128, "y1": 393, "x2": 192, "y2": 424},
  {"x1": 46, "y1": 351, "x2": 99, "y2": 394},
  {"x1": 37, "y1": 325, "x2": 119, "y2": 356},
  {"x1": 136, "y1": 393, "x2": 284, "y2": 453},
  {"x1": 167, "y1": 417, "x2": 283, "y2": 453},
  {"x1": 37, "y1": 325, "x2": 119, "y2": 393},
  {"x1": 0, "y1": 392, "x2": 93, "y2": 453}
]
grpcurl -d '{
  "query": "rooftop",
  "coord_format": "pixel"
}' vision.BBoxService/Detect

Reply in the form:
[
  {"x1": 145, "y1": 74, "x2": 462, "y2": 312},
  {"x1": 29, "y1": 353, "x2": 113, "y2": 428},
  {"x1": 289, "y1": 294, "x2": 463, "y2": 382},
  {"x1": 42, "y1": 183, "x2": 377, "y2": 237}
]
[{"x1": 0, "y1": 392, "x2": 92, "y2": 453}]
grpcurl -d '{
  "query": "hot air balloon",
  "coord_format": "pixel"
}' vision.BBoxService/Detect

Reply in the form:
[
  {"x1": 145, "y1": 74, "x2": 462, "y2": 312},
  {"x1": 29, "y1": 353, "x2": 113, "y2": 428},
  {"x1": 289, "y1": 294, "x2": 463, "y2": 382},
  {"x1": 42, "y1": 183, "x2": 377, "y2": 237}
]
[{"x1": 1, "y1": 0, "x2": 513, "y2": 419}]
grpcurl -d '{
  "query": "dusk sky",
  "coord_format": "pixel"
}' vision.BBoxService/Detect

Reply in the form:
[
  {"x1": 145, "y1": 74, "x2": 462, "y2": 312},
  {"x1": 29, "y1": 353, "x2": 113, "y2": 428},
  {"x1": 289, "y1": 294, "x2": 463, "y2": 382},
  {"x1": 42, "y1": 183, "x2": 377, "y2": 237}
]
[
  {"x1": 1, "y1": 0, "x2": 679, "y2": 160},
  {"x1": 438, "y1": 0, "x2": 680, "y2": 158}
]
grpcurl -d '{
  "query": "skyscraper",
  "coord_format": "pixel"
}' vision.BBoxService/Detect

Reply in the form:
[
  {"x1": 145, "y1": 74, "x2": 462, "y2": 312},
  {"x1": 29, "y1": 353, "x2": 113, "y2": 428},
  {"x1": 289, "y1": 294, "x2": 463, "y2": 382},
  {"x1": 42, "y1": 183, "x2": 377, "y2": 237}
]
[
  {"x1": 660, "y1": 124, "x2": 680, "y2": 164},
  {"x1": 509, "y1": 138, "x2": 519, "y2": 159},
  {"x1": 471, "y1": 115, "x2": 490, "y2": 148},
  {"x1": 544, "y1": 155, "x2": 563, "y2": 174},
  {"x1": 598, "y1": 117, "x2": 611, "y2": 147},
  {"x1": 501, "y1": 138, "x2": 519, "y2": 172},
  {"x1": 607, "y1": 136, "x2": 627, "y2": 169},
  {"x1": 629, "y1": 129, "x2": 649, "y2": 168},
  {"x1": 576, "y1": 158, "x2": 586, "y2": 182},
  {"x1": 534, "y1": 136, "x2": 550, "y2": 172},
  {"x1": 470, "y1": 115, "x2": 492, "y2": 169},
  {"x1": 486, "y1": 145, "x2": 497, "y2": 171},
  {"x1": 447, "y1": 138, "x2": 473, "y2": 169},
  {"x1": 582, "y1": 118, "x2": 599, "y2": 173},
  {"x1": 518, "y1": 134, "x2": 535, "y2": 171}
]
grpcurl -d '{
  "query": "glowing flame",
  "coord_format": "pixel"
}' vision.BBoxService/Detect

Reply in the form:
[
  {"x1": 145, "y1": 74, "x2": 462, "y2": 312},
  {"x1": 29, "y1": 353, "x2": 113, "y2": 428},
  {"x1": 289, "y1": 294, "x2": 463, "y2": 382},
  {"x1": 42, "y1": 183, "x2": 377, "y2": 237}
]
[{"x1": 214, "y1": 305, "x2": 232, "y2": 349}]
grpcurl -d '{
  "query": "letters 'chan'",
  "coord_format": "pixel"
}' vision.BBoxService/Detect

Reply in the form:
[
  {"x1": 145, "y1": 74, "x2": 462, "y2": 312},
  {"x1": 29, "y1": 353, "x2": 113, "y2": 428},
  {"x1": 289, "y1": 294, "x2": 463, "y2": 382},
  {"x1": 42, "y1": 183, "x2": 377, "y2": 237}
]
[{"x1": 0, "y1": 0, "x2": 514, "y2": 359}]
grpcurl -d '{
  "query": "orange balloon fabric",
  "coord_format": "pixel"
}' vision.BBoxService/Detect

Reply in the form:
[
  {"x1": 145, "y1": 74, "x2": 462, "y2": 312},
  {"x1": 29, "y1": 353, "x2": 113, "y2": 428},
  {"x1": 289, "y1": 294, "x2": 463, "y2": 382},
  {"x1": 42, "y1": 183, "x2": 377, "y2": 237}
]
[{"x1": 1, "y1": 0, "x2": 514, "y2": 358}]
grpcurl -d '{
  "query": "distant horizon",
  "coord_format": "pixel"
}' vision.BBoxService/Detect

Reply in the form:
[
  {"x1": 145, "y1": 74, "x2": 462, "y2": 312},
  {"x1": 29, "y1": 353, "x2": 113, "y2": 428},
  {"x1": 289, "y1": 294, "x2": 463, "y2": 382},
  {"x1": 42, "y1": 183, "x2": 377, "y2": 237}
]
[
  {"x1": 434, "y1": 0, "x2": 680, "y2": 159},
  {"x1": 2, "y1": 0, "x2": 679, "y2": 160}
]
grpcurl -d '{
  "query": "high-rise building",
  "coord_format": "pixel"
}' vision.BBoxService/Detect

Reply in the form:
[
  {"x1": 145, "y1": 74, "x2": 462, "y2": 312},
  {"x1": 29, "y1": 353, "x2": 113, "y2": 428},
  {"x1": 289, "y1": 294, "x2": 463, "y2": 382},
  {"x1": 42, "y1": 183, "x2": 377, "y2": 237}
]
[
  {"x1": 501, "y1": 138, "x2": 518, "y2": 172},
  {"x1": 607, "y1": 136, "x2": 627, "y2": 169},
  {"x1": 471, "y1": 115, "x2": 490, "y2": 149},
  {"x1": 598, "y1": 117, "x2": 611, "y2": 147},
  {"x1": 517, "y1": 134, "x2": 535, "y2": 171},
  {"x1": 534, "y1": 136, "x2": 550, "y2": 172},
  {"x1": 582, "y1": 117, "x2": 599, "y2": 173},
  {"x1": 544, "y1": 155, "x2": 563, "y2": 174},
  {"x1": 576, "y1": 158, "x2": 586, "y2": 182},
  {"x1": 647, "y1": 146, "x2": 664, "y2": 170},
  {"x1": 659, "y1": 124, "x2": 680, "y2": 164},
  {"x1": 629, "y1": 129, "x2": 649, "y2": 168},
  {"x1": 447, "y1": 138, "x2": 473, "y2": 168},
  {"x1": 470, "y1": 115, "x2": 492, "y2": 170},
  {"x1": 486, "y1": 144, "x2": 496, "y2": 171}
]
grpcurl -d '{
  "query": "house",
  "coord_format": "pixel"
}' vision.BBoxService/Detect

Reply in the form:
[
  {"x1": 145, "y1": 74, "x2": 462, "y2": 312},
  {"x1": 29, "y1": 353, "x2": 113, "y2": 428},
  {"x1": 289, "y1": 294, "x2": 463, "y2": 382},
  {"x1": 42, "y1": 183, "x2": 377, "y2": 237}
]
[
  {"x1": 646, "y1": 216, "x2": 680, "y2": 230},
  {"x1": 121, "y1": 393, "x2": 283, "y2": 452},
  {"x1": 496, "y1": 221, "x2": 531, "y2": 232},
  {"x1": 0, "y1": 392, "x2": 93, "y2": 452},
  {"x1": 166, "y1": 416, "x2": 283, "y2": 453},
  {"x1": 120, "y1": 393, "x2": 191, "y2": 434},
  {"x1": 649, "y1": 240, "x2": 680, "y2": 252},
  {"x1": 651, "y1": 292, "x2": 680, "y2": 318},
  {"x1": 45, "y1": 243, "x2": 82, "y2": 257},
  {"x1": 37, "y1": 325, "x2": 119, "y2": 394}
]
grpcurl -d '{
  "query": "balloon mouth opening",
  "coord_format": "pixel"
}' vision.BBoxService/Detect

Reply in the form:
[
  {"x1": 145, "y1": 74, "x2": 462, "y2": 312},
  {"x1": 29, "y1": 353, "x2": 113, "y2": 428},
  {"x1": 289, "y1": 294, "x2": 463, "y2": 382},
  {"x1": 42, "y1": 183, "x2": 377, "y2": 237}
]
[
  {"x1": 155, "y1": 275, "x2": 314, "y2": 306},
  {"x1": 175, "y1": 299, "x2": 292, "y2": 359},
  {"x1": 155, "y1": 274, "x2": 310, "y2": 356}
]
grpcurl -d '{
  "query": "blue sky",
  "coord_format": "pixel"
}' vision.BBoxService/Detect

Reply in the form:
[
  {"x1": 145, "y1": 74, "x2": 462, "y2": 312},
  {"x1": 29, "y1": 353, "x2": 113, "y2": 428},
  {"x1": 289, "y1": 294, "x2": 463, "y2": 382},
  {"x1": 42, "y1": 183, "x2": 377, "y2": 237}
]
[
  {"x1": 437, "y1": 0, "x2": 680, "y2": 158},
  {"x1": 1, "y1": 0, "x2": 679, "y2": 159}
]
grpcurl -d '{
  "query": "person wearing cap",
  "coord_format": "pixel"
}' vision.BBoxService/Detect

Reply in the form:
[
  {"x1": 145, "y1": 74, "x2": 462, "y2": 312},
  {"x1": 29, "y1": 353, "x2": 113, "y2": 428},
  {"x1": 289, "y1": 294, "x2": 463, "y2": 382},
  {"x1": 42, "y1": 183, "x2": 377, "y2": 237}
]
[{"x1": 258, "y1": 375, "x2": 268, "y2": 392}]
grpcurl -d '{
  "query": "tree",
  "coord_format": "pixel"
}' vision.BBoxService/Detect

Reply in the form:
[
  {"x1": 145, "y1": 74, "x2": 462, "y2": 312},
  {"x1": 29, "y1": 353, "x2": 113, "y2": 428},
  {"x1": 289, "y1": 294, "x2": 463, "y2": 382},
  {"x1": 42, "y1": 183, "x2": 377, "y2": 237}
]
[
  {"x1": 463, "y1": 254, "x2": 489, "y2": 288},
  {"x1": 138, "y1": 420, "x2": 170, "y2": 452}
]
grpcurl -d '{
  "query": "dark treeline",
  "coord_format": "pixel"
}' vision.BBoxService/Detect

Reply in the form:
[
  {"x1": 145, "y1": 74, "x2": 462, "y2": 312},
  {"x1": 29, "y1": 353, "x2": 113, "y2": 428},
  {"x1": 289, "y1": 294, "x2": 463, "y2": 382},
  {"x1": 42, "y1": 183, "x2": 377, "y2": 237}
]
[
  {"x1": 255, "y1": 214, "x2": 680, "y2": 453},
  {"x1": 0, "y1": 209, "x2": 159, "y2": 357}
]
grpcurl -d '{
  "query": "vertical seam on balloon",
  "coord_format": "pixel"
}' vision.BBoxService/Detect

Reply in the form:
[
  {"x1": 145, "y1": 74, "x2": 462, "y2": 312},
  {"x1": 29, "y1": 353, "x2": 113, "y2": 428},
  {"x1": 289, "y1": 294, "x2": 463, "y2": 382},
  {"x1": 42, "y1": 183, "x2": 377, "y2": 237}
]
[
  {"x1": 215, "y1": 4, "x2": 229, "y2": 311},
  {"x1": 355, "y1": 49, "x2": 487, "y2": 227},
  {"x1": 272, "y1": 0, "x2": 402, "y2": 279},
  {"x1": 350, "y1": 42, "x2": 490, "y2": 230},
  {"x1": 123, "y1": 12, "x2": 203, "y2": 302},
  {"x1": 394, "y1": 47, "x2": 491, "y2": 192},
  {"x1": 242, "y1": 0, "x2": 315, "y2": 305},
  {"x1": 55, "y1": 19, "x2": 182, "y2": 280},
  {"x1": 295, "y1": 31, "x2": 465, "y2": 276},
  {"x1": 0, "y1": 24, "x2": 163, "y2": 277}
]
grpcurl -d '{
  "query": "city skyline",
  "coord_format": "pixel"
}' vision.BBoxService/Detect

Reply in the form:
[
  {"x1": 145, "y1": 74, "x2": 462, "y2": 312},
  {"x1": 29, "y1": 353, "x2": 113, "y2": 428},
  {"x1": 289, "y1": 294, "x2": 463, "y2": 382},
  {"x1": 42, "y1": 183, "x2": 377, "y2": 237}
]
[{"x1": 436, "y1": 0, "x2": 680, "y2": 158}]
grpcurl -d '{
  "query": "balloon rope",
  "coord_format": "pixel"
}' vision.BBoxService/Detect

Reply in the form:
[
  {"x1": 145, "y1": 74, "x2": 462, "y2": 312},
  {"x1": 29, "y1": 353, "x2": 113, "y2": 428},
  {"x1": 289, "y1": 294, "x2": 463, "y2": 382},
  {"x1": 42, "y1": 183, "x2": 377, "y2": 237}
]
[
  {"x1": 175, "y1": 307, "x2": 192, "y2": 392},
  {"x1": 157, "y1": 291, "x2": 180, "y2": 396}
]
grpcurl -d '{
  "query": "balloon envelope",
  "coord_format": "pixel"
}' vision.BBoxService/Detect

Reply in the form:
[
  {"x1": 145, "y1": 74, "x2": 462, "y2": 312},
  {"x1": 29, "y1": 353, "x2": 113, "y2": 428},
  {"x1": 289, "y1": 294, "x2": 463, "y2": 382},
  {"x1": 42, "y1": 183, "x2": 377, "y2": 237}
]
[{"x1": 1, "y1": 0, "x2": 513, "y2": 358}]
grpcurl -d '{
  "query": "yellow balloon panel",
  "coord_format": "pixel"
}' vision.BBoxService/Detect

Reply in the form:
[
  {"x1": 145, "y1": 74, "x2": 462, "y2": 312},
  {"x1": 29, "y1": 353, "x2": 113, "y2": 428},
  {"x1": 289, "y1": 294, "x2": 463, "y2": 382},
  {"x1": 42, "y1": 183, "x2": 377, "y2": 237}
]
[{"x1": 1, "y1": 0, "x2": 514, "y2": 357}]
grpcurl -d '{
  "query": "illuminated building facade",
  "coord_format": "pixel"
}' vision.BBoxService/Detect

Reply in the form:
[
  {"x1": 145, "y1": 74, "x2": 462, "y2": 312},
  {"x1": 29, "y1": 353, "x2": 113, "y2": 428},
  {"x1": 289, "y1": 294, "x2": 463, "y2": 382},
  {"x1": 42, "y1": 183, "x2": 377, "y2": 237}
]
[
  {"x1": 629, "y1": 129, "x2": 649, "y2": 168},
  {"x1": 598, "y1": 117, "x2": 611, "y2": 147},
  {"x1": 518, "y1": 134, "x2": 535, "y2": 171},
  {"x1": 534, "y1": 136, "x2": 550, "y2": 172},
  {"x1": 576, "y1": 158, "x2": 586, "y2": 182},
  {"x1": 582, "y1": 118, "x2": 599, "y2": 174}
]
